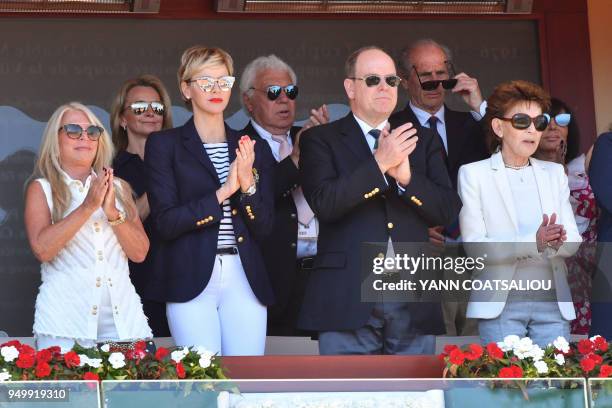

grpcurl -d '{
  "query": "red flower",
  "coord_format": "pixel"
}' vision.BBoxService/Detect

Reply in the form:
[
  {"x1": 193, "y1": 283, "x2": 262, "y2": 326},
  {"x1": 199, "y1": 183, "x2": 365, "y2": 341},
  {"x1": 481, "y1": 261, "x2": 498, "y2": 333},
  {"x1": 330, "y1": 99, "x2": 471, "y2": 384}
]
[
  {"x1": 16, "y1": 353, "x2": 35, "y2": 369},
  {"x1": 581, "y1": 357, "x2": 596, "y2": 372},
  {"x1": 499, "y1": 365, "x2": 523, "y2": 378},
  {"x1": 449, "y1": 348, "x2": 465, "y2": 365},
  {"x1": 35, "y1": 362, "x2": 51, "y2": 378},
  {"x1": 593, "y1": 336, "x2": 609, "y2": 352},
  {"x1": 486, "y1": 343, "x2": 504, "y2": 360},
  {"x1": 83, "y1": 372, "x2": 100, "y2": 381},
  {"x1": 175, "y1": 362, "x2": 186, "y2": 379},
  {"x1": 36, "y1": 349, "x2": 52, "y2": 364},
  {"x1": 443, "y1": 344, "x2": 459, "y2": 355},
  {"x1": 47, "y1": 346, "x2": 62, "y2": 357},
  {"x1": 464, "y1": 344, "x2": 484, "y2": 361},
  {"x1": 578, "y1": 339, "x2": 595, "y2": 355},
  {"x1": 0, "y1": 340, "x2": 21, "y2": 348},
  {"x1": 135, "y1": 341, "x2": 147, "y2": 352},
  {"x1": 589, "y1": 353, "x2": 603, "y2": 366},
  {"x1": 64, "y1": 351, "x2": 80, "y2": 368},
  {"x1": 155, "y1": 347, "x2": 170, "y2": 361},
  {"x1": 599, "y1": 365, "x2": 612, "y2": 378}
]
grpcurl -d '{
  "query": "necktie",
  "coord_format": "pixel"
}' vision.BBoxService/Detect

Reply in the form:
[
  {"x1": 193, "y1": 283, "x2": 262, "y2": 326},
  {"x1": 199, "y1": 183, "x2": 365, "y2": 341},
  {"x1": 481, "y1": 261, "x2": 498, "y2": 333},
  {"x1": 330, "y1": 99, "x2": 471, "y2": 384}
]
[
  {"x1": 428, "y1": 116, "x2": 448, "y2": 165},
  {"x1": 368, "y1": 129, "x2": 381, "y2": 151},
  {"x1": 271, "y1": 134, "x2": 292, "y2": 160},
  {"x1": 271, "y1": 134, "x2": 315, "y2": 226}
]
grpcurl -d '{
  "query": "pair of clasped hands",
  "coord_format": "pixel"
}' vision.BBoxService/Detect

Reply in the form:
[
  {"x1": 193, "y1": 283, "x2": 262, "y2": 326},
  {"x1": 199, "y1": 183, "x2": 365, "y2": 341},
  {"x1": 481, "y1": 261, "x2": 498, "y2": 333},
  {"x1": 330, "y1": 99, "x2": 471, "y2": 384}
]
[
  {"x1": 82, "y1": 167, "x2": 122, "y2": 221},
  {"x1": 536, "y1": 213, "x2": 567, "y2": 252},
  {"x1": 217, "y1": 136, "x2": 257, "y2": 203},
  {"x1": 373, "y1": 122, "x2": 419, "y2": 188}
]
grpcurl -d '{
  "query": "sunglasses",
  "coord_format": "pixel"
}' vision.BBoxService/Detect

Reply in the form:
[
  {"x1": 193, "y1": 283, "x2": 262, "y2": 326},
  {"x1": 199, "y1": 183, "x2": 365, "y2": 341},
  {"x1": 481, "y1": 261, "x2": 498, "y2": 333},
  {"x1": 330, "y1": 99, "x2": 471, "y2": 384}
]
[
  {"x1": 250, "y1": 85, "x2": 299, "y2": 101},
  {"x1": 188, "y1": 76, "x2": 235, "y2": 92},
  {"x1": 60, "y1": 124, "x2": 104, "y2": 141},
  {"x1": 496, "y1": 113, "x2": 550, "y2": 131},
  {"x1": 551, "y1": 113, "x2": 571, "y2": 127},
  {"x1": 126, "y1": 101, "x2": 165, "y2": 116},
  {"x1": 412, "y1": 61, "x2": 458, "y2": 91},
  {"x1": 348, "y1": 75, "x2": 402, "y2": 88}
]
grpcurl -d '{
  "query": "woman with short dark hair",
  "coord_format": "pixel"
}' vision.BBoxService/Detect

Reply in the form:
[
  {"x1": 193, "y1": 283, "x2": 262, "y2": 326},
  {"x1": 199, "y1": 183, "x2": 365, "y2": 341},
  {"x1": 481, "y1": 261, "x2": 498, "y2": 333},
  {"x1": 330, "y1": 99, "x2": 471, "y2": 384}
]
[{"x1": 459, "y1": 80, "x2": 581, "y2": 347}]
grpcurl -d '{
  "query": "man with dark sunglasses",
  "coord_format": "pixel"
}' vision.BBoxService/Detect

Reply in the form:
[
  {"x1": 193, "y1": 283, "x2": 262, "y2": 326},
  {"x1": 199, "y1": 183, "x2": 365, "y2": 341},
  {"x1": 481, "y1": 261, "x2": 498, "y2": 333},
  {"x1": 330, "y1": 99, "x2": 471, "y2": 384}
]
[
  {"x1": 390, "y1": 39, "x2": 489, "y2": 338},
  {"x1": 391, "y1": 39, "x2": 488, "y2": 190},
  {"x1": 239, "y1": 55, "x2": 328, "y2": 337},
  {"x1": 298, "y1": 46, "x2": 460, "y2": 355}
]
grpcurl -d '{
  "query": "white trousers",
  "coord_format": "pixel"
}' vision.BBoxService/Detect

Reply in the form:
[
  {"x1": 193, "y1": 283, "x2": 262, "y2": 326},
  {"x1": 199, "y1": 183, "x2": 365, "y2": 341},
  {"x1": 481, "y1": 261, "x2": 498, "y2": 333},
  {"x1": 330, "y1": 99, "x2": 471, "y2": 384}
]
[{"x1": 166, "y1": 253, "x2": 267, "y2": 356}]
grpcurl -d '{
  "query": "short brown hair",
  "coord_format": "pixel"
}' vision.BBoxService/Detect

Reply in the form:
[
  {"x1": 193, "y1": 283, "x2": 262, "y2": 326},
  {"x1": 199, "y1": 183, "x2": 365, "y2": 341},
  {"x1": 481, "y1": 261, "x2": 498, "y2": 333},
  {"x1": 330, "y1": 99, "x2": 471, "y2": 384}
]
[
  {"x1": 485, "y1": 80, "x2": 551, "y2": 153},
  {"x1": 344, "y1": 45, "x2": 387, "y2": 78},
  {"x1": 177, "y1": 46, "x2": 234, "y2": 109},
  {"x1": 110, "y1": 74, "x2": 173, "y2": 152}
]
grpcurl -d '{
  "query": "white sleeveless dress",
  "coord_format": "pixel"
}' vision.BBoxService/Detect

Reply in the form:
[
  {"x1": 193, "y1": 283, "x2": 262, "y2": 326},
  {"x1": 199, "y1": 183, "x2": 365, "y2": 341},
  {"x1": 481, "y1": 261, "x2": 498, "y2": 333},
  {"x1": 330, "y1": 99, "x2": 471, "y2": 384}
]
[{"x1": 34, "y1": 171, "x2": 152, "y2": 350}]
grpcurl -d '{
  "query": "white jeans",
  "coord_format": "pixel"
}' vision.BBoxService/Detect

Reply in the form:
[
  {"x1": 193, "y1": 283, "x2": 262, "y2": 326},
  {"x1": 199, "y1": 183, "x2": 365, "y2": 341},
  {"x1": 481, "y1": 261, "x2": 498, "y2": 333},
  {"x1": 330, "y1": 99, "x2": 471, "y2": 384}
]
[{"x1": 167, "y1": 253, "x2": 267, "y2": 356}]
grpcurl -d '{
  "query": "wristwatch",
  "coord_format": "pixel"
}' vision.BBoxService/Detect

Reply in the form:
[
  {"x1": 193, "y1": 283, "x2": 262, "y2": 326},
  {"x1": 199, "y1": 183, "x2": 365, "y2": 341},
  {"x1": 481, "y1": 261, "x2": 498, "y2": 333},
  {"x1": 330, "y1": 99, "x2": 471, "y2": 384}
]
[
  {"x1": 108, "y1": 210, "x2": 126, "y2": 226},
  {"x1": 242, "y1": 183, "x2": 257, "y2": 196}
]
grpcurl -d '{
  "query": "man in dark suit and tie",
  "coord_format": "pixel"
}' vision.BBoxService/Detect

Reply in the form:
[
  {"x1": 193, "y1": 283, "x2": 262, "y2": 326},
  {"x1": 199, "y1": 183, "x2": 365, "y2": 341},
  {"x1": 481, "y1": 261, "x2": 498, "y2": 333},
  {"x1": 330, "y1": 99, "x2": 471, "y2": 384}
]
[
  {"x1": 588, "y1": 132, "x2": 612, "y2": 339},
  {"x1": 390, "y1": 39, "x2": 488, "y2": 190},
  {"x1": 390, "y1": 39, "x2": 488, "y2": 336},
  {"x1": 298, "y1": 46, "x2": 461, "y2": 355},
  {"x1": 239, "y1": 55, "x2": 328, "y2": 336}
]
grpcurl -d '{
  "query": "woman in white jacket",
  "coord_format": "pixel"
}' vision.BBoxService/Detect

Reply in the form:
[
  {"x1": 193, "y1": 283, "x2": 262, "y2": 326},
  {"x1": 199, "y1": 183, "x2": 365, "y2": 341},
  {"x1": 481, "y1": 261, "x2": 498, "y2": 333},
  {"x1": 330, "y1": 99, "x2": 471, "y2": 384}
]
[{"x1": 458, "y1": 80, "x2": 581, "y2": 347}]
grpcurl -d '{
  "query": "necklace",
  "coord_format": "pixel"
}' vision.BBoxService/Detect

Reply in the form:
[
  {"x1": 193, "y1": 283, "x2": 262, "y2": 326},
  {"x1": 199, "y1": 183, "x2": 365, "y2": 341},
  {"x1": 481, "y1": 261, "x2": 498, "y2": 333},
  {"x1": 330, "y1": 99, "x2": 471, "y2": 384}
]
[{"x1": 504, "y1": 162, "x2": 530, "y2": 170}]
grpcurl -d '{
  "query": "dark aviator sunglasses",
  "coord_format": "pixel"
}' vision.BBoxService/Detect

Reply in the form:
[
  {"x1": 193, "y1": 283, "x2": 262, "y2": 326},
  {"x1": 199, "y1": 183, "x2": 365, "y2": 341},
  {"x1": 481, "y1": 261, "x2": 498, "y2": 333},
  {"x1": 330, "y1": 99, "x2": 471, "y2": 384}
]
[
  {"x1": 412, "y1": 61, "x2": 458, "y2": 91},
  {"x1": 250, "y1": 85, "x2": 299, "y2": 101}
]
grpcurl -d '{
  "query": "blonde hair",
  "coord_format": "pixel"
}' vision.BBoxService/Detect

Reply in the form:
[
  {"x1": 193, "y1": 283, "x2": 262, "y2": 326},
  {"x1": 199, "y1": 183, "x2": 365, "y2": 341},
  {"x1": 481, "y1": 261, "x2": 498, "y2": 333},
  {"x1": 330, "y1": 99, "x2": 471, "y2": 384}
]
[
  {"x1": 110, "y1": 74, "x2": 174, "y2": 152},
  {"x1": 177, "y1": 45, "x2": 234, "y2": 109},
  {"x1": 32, "y1": 102, "x2": 133, "y2": 222}
]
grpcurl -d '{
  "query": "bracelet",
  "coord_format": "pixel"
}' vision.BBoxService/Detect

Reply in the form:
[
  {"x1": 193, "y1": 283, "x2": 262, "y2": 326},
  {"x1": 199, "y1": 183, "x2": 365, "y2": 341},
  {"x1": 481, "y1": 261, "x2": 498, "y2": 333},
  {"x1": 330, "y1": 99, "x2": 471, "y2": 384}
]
[{"x1": 108, "y1": 210, "x2": 126, "y2": 226}]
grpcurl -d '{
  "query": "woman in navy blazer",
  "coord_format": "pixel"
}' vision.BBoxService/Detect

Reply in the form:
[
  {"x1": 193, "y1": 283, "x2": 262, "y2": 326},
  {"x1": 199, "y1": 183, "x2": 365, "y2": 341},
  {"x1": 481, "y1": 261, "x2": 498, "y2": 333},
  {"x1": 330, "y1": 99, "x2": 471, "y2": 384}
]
[{"x1": 144, "y1": 46, "x2": 275, "y2": 355}]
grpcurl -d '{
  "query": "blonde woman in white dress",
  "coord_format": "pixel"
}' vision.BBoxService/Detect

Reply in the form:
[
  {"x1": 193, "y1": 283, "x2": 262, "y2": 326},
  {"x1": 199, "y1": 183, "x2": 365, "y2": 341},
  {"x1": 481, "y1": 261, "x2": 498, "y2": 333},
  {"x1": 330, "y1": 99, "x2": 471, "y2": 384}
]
[{"x1": 24, "y1": 102, "x2": 152, "y2": 351}]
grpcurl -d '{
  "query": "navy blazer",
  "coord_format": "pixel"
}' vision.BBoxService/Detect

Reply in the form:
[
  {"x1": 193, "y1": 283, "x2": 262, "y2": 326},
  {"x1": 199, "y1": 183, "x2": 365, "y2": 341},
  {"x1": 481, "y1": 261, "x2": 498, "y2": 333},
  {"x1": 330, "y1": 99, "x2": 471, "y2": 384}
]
[
  {"x1": 144, "y1": 117, "x2": 276, "y2": 305},
  {"x1": 298, "y1": 113, "x2": 461, "y2": 332}
]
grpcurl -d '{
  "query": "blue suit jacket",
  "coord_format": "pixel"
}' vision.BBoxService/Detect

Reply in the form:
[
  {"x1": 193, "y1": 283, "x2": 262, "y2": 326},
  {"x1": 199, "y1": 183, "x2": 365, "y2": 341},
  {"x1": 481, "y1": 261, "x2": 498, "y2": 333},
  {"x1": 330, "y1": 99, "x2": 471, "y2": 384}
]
[
  {"x1": 143, "y1": 117, "x2": 275, "y2": 304},
  {"x1": 590, "y1": 132, "x2": 612, "y2": 243}
]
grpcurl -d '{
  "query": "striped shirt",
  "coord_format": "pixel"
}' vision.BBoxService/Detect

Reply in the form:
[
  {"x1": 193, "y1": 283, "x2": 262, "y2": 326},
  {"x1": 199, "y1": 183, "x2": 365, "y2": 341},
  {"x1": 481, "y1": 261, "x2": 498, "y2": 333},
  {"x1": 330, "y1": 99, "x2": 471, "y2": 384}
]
[{"x1": 203, "y1": 143, "x2": 237, "y2": 248}]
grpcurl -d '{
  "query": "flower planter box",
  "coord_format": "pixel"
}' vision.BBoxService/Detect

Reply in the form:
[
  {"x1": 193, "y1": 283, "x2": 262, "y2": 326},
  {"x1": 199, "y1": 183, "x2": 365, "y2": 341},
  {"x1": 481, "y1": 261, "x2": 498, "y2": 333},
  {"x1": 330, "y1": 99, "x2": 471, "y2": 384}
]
[
  {"x1": 445, "y1": 386, "x2": 586, "y2": 408},
  {"x1": 103, "y1": 389, "x2": 220, "y2": 408}
]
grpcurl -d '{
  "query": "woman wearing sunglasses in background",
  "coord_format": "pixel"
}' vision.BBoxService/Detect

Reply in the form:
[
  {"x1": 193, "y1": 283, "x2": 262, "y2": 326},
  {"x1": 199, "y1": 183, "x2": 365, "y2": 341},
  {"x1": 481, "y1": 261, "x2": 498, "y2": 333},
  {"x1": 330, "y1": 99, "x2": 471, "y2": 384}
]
[
  {"x1": 457, "y1": 81, "x2": 581, "y2": 347},
  {"x1": 24, "y1": 102, "x2": 152, "y2": 351},
  {"x1": 533, "y1": 98, "x2": 599, "y2": 336},
  {"x1": 109, "y1": 74, "x2": 173, "y2": 338},
  {"x1": 144, "y1": 46, "x2": 275, "y2": 355}
]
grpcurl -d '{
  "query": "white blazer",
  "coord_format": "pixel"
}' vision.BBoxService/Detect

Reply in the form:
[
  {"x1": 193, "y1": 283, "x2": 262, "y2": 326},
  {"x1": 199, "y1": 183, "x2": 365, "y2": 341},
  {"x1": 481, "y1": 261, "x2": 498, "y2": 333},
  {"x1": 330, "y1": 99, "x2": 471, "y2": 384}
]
[{"x1": 458, "y1": 151, "x2": 581, "y2": 320}]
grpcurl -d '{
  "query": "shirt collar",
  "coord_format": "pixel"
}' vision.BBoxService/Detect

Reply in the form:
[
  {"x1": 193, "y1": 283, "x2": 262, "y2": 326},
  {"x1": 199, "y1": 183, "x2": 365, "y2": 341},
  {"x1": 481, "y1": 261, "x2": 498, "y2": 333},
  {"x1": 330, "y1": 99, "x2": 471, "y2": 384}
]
[
  {"x1": 251, "y1": 120, "x2": 290, "y2": 140},
  {"x1": 409, "y1": 101, "x2": 445, "y2": 127},
  {"x1": 352, "y1": 114, "x2": 387, "y2": 137},
  {"x1": 59, "y1": 167, "x2": 96, "y2": 190}
]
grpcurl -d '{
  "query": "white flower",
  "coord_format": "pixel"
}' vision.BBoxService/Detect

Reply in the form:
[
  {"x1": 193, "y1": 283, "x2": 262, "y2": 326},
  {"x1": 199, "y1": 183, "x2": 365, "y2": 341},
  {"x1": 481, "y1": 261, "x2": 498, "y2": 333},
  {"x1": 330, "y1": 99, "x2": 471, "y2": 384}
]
[
  {"x1": 1, "y1": 346, "x2": 19, "y2": 362},
  {"x1": 170, "y1": 349, "x2": 188, "y2": 364},
  {"x1": 78, "y1": 354, "x2": 89, "y2": 367},
  {"x1": 108, "y1": 352, "x2": 126, "y2": 369},
  {"x1": 513, "y1": 337, "x2": 535, "y2": 360},
  {"x1": 199, "y1": 355, "x2": 212, "y2": 368},
  {"x1": 0, "y1": 370, "x2": 10, "y2": 382},
  {"x1": 498, "y1": 335, "x2": 520, "y2": 352},
  {"x1": 526, "y1": 345, "x2": 545, "y2": 362},
  {"x1": 87, "y1": 358, "x2": 102, "y2": 368},
  {"x1": 555, "y1": 353, "x2": 566, "y2": 365},
  {"x1": 534, "y1": 360, "x2": 549, "y2": 374},
  {"x1": 553, "y1": 336, "x2": 570, "y2": 353},
  {"x1": 100, "y1": 344, "x2": 110, "y2": 353}
]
